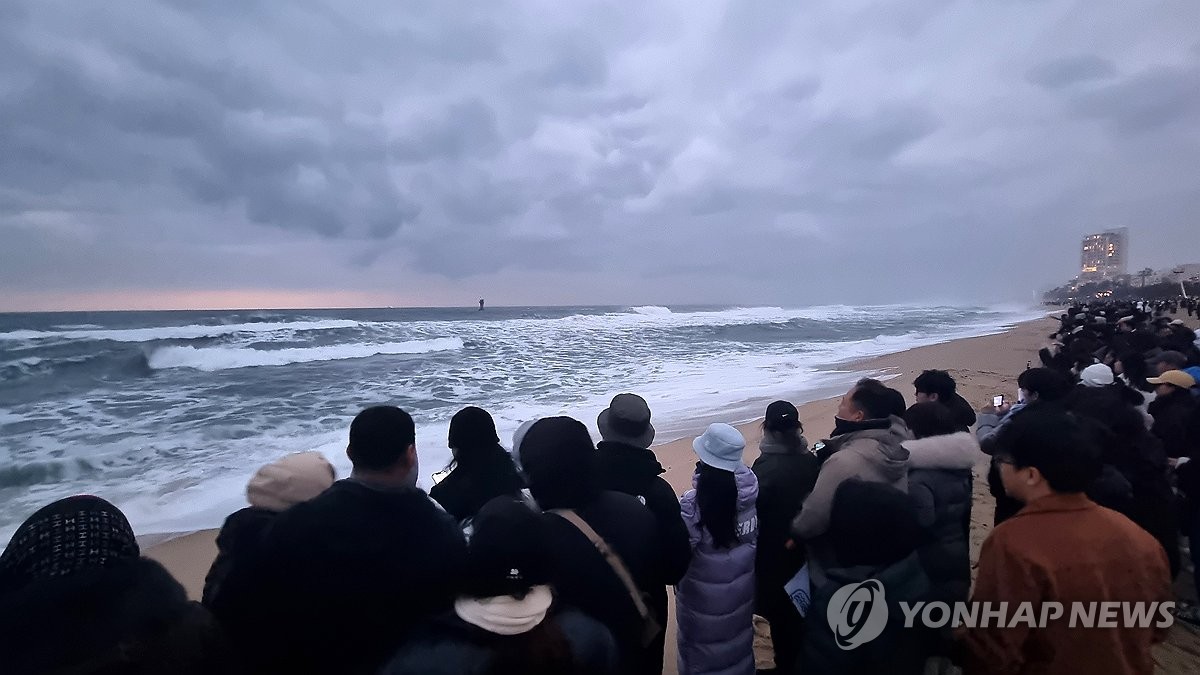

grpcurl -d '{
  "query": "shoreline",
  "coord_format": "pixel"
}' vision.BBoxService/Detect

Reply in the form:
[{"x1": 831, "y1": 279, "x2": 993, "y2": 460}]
[{"x1": 146, "y1": 316, "x2": 1054, "y2": 599}]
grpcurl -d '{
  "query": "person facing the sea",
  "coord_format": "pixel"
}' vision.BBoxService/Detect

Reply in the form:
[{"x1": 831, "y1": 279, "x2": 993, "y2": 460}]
[
  {"x1": 208, "y1": 405, "x2": 468, "y2": 675},
  {"x1": 592, "y1": 393, "x2": 691, "y2": 675},
  {"x1": 518, "y1": 416, "x2": 666, "y2": 675},
  {"x1": 0, "y1": 496, "x2": 235, "y2": 674},
  {"x1": 962, "y1": 408, "x2": 1171, "y2": 675},
  {"x1": 976, "y1": 367, "x2": 1072, "y2": 525},
  {"x1": 791, "y1": 379, "x2": 912, "y2": 586},
  {"x1": 202, "y1": 450, "x2": 335, "y2": 607},
  {"x1": 675, "y1": 423, "x2": 759, "y2": 675},
  {"x1": 750, "y1": 400, "x2": 817, "y2": 675},
  {"x1": 800, "y1": 480, "x2": 932, "y2": 675},
  {"x1": 912, "y1": 369, "x2": 977, "y2": 432},
  {"x1": 430, "y1": 406, "x2": 526, "y2": 531},
  {"x1": 381, "y1": 496, "x2": 618, "y2": 675},
  {"x1": 901, "y1": 402, "x2": 983, "y2": 606}
]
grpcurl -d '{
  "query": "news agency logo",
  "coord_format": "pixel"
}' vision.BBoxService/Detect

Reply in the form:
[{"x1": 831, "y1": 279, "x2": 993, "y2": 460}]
[
  {"x1": 825, "y1": 577, "x2": 1177, "y2": 650},
  {"x1": 827, "y1": 579, "x2": 889, "y2": 650}
]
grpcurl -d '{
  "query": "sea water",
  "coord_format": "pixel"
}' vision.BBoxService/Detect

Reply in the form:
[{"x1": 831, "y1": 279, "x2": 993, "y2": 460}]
[{"x1": 0, "y1": 303, "x2": 1041, "y2": 541}]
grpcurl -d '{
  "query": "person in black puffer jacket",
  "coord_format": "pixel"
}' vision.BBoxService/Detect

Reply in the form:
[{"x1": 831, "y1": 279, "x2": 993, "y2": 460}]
[
  {"x1": 519, "y1": 416, "x2": 665, "y2": 675},
  {"x1": 209, "y1": 406, "x2": 468, "y2": 675},
  {"x1": 751, "y1": 400, "x2": 818, "y2": 674},
  {"x1": 202, "y1": 451, "x2": 335, "y2": 607},
  {"x1": 382, "y1": 496, "x2": 617, "y2": 675},
  {"x1": 593, "y1": 393, "x2": 691, "y2": 675},
  {"x1": 0, "y1": 496, "x2": 236, "y2": 675},
  {"x1": 902, "y1": 403, "x2": 984, "y2": 606}
]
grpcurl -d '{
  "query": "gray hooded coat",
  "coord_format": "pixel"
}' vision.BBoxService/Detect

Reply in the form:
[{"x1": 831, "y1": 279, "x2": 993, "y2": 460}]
[{"x1": 791, "y1": 416, "x2": 911, "y2": 585}]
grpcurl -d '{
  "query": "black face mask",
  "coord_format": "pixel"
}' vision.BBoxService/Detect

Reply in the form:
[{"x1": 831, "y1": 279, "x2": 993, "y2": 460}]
[{"x1": 831, "y1": 416, "x2": 891, "y2": 438}]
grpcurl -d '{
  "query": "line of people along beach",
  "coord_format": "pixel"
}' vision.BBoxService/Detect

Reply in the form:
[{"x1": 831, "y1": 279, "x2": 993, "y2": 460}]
[{"x1": 1, "y1": 299, "x2": 1198, "y2": 675}]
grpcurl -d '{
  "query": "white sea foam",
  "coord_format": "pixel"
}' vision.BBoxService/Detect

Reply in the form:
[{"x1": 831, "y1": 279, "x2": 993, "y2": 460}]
[
  {"x1": 147, "y1": 337, "x2": 464, "y2": 371},
  {"x1": 0, "y1": 319, "x2": 364, "y2": 343},
  {"x1": 0, "y1": 303, "x2": 1048, "y2": 542},
  {"x1": 629, "y1": 305, "x2": 673, "y2": 315}
]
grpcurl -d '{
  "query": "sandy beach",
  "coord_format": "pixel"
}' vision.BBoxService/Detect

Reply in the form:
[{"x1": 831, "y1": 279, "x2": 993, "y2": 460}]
[{"x1": 145, "y1": 315, "x2": 1200, "y2": 673}]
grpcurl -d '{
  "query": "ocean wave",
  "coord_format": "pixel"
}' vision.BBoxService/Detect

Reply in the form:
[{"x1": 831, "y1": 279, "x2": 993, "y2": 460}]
[
  {"x1": 0, "y1": 357, "x2": 49, "y2": 381},
  {"x1": 0, "y1": 319, "x2": 364, "y2": 343},
  {"x1": 147, "y1": 337, "x2": 465, "y2": 371},
  {"x1": 629, "y1": 305, "x2": 673, "y2": 315},
  {"x1": 0, "y1": 457, "x2": 100, "y2": 488}
]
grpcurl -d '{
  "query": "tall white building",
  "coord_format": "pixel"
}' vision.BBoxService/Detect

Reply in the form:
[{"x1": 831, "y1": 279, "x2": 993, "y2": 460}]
[{"x1": 1080, "y1": 227, "x2": 1128, "y2": 280}]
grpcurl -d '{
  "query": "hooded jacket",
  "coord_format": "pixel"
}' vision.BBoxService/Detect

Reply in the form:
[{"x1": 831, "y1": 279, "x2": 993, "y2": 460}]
[
  {"x1": 801, "y1": 554, "x2": 933, "y2": 675},
  {"x1": 0, "y1": 557, "x2": 236, "y2": 675},
  {"x1": 676, "y1": 465, "x2": 759, "y2": 675},
  {"x1": 202, "y1": 452, "x2": 335, "y2": 607},
  {"x1": 791, "y1": 416, "x2": 911, "y2": 585},
  {"x1": 903, "y1": 432, "x2": 984, "y2": 603},
  {"x1": 381, "y1": 604, "x2": 617, "y2": 675}
]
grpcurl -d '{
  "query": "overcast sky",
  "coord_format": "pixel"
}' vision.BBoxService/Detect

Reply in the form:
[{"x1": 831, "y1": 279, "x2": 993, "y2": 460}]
[{"x1": 2, "y1": 1, "x2": 1198, "y2": 311}]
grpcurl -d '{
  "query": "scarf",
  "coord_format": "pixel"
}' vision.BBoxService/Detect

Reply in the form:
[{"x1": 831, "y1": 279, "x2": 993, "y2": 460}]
[{"x1": 454, "y1": 584, "x2": 554, "y2": 636}]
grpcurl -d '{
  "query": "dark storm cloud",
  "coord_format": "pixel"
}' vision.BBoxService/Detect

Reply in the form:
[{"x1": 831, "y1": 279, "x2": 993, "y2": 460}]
[
  {"x1": 1, "y1": 0, "x2": 1199, "y2": 309},
  {"x1": 1068, "y1": 66, "x2": 1200, "y2": 133},
  {"x1": 1026, "y1": 55, "x2": 1117, "y2": 89}
]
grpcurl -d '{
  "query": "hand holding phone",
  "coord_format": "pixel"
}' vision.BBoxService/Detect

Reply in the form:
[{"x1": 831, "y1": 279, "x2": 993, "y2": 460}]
[{"x1": 992, "y1": 395, "x2": 1005, "y2": 408}]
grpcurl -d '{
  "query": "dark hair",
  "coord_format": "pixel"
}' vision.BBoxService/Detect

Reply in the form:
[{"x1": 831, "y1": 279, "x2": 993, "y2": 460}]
[
  {"x1": 446, "y1": 407, "x2": 515, "y2": 474},
  {"x1": 517, "y1": 417, "x2": 599, "y2": 510},
  {"x1": 762, "y1": 400, "x2": 804, "y2": 450},
  {"x1": 829, "y1": 480, "x2": 920, "y2": 568},
  {"x1": 993, "y1": 409, "x2": 1101, "y2": 493},
  {"x1": 1064, "y1": 387, "x2": 1146, "y2": 455},
  {"x1": 1152, "y1": 351, "x2": 1188, "y2": 371},
  {"x1": 850, "y1": 379, "x2": 901, "y2": 419},
  {"x1": 348, "y1": 406, "x2": 415, "y2": 471},
  {"x1": 1016, "y1": 368, "x2": 1072, "y2": 402},
  {"x1": 437, "y1": 408, "x2": 526, "y2": 521},
  {"x1": 1115, "y1": 352, "x2": 1151, "y2": 391},
  {"x1": 695, "y1": 461, "x2": 739, "y2": 549},
  {"x1": 913, "y1": 370, "x2": 956, "y2": 400},
  {"x1": 903, "y1": 402, "x2": 958, "y2": 439}
]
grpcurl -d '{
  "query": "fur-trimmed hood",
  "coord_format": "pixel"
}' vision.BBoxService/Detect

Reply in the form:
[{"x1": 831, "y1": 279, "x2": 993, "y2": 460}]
[{"x1": 902, "y1": 432, "x2": 985, "y2": 471}]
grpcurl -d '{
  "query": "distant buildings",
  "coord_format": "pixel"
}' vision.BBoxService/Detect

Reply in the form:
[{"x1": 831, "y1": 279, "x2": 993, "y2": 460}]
[
  {"x1": 1142, "y1": 263, "x2": 1200, "y2": 286},
  {"x1": 1080, "y1": 227, "x2": 1128, "y2": 280}
]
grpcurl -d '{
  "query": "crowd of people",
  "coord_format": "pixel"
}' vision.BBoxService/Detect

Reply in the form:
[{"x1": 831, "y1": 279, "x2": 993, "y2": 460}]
[{"x1": 1, "y1": 301, "x2": 1198, "y2": 674}]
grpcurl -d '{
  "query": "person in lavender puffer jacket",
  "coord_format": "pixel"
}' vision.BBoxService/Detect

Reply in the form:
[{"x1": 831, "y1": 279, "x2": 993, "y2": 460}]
[{"x1": 676, "y1": 423, "x2": 759, "y2": 675}]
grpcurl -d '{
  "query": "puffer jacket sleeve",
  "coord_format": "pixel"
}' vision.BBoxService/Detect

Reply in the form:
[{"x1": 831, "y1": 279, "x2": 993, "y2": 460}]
[
  {"x1": 792, "y1": 446, "x2": 861, "y2": 540},
  {"x1": 974, "y1": 413, "x2": 1002, "y2": 453}
]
